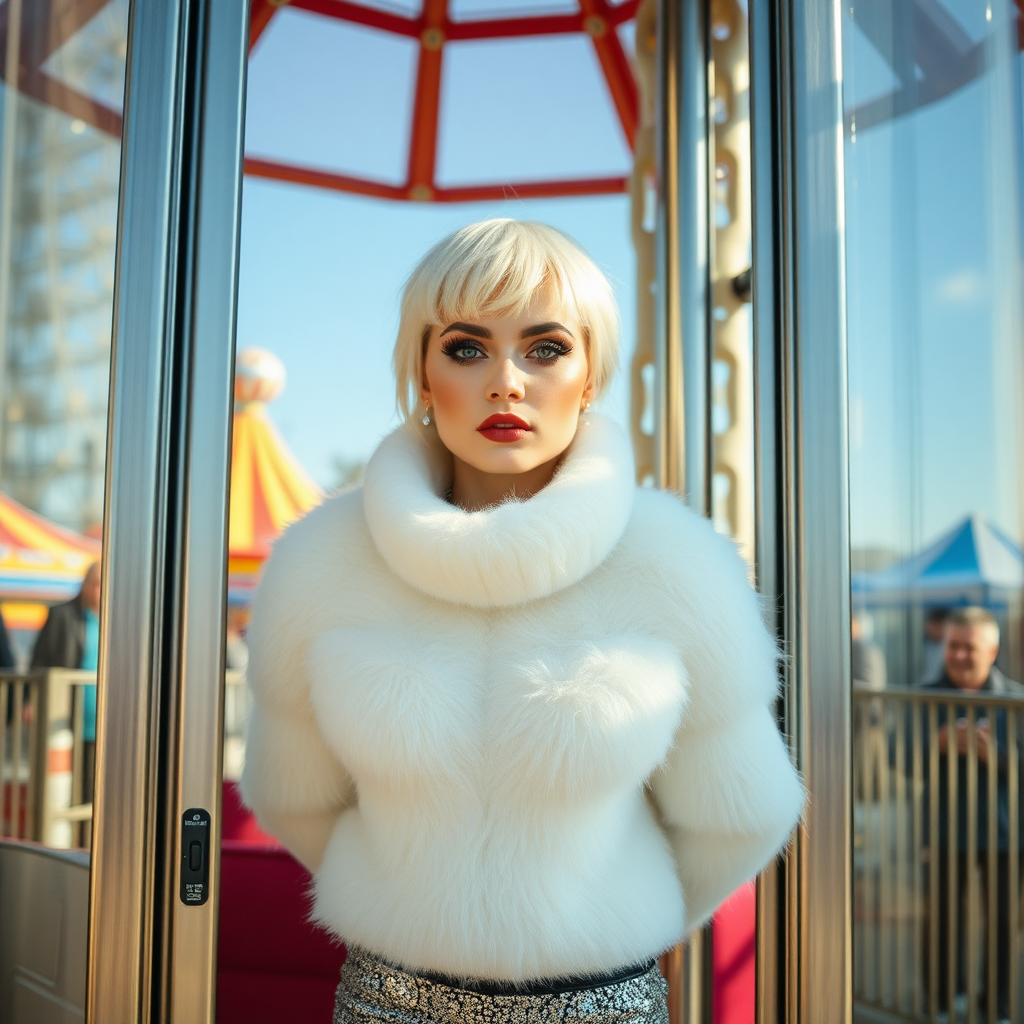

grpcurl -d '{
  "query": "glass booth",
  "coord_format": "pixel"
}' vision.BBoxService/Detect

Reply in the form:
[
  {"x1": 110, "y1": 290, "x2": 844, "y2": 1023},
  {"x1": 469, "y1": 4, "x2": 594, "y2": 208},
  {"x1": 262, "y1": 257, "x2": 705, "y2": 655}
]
[{"x1": 0, "y1": 0, "x2": 1021, "y2": 1022}]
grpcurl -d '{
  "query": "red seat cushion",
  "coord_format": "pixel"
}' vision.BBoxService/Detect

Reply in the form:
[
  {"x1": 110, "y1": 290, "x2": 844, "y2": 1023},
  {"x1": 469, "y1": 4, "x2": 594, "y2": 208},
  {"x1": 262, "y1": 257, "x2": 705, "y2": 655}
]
[{"x1": 218, "y1": 783, "x2": 346, "y2": 1024}]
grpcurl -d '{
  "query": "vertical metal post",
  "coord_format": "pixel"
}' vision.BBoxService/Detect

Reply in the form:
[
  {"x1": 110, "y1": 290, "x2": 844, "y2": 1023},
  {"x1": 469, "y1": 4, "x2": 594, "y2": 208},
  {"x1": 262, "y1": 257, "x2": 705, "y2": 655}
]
[
  {"x1": 749, "y1": 0, "x2": 851, "y2": 1019},
  {"x1": 87, "y1": 0, "x2": 248, "y2": 1020},
  {"x1": 166, "y1": 2, "x2": 248, "y2": 1018},
  {"x1": 656, "y1": 1, "x2": 713, "y2": 1020},
  {"x1": 656, "y1": 0, "x2": 711, "y2": 507}
]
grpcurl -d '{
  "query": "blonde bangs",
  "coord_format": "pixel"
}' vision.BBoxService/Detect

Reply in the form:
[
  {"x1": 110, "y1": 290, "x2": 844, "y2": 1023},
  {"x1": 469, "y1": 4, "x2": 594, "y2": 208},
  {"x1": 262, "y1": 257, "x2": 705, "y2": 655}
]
[{"x1": 394, "y1": 220, "x2": 619, "y2": 420}]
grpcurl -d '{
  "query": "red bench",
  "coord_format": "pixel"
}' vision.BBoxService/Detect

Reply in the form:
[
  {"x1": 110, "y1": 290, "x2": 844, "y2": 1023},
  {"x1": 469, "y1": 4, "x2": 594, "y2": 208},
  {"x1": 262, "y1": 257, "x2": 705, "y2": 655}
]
[{"x1": 217, "y1": 782, "x2": 346, "y2": 1024}]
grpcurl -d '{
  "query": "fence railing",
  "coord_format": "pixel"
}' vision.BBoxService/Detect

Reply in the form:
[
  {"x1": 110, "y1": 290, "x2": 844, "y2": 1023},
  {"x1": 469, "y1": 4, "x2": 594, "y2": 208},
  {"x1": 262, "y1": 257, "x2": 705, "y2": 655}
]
[
  {"x1": 854, "y1": 686, "x2": 1024, "y2": 1024},
  {"x1": 1, "y1": 668, "x2": 247, "y2": 847},
  {"x1": 0, "y1": 669, "x2": 96, "y2": 847}
]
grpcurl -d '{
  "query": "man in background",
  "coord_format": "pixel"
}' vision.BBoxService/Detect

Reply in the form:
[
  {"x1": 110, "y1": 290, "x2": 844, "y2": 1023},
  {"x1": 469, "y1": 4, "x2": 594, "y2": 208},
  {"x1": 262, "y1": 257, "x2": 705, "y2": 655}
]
[
  {"x1": 31, "y1": 561, "x2": 101, "y2": 801},
  {"x1": 921, "y1": 607, "x2": 1024, "y2": 1022}
]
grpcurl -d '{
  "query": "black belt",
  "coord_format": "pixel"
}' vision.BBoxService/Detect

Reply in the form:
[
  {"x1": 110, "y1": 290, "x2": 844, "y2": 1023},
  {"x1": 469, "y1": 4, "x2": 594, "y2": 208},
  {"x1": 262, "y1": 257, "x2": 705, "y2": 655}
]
[{"x1": 419, "y1": 958, "x2": 658, "y2": 997}]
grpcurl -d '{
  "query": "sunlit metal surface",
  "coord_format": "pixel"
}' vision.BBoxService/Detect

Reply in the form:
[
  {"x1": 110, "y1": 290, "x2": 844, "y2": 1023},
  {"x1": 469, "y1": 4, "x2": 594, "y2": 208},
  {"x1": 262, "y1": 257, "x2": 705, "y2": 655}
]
[
  {"x1": 709, "y1": 0, "x2": 753, "y2": 562},
  {"x1": 88, "y1": 0, "x2": 248, "y2": 1019},
  {"x1": 88, "y1": 0, "x2": 188, "y2": 1016},
  {"x1": 749, "y1": 0, "x2": 852, "y2": 1019},
  {"x1": 655, "y1": 0, "x2": 710, "y2": 505},
  {"x1": 167, "y1": 1, "x2": 249, "y2": 1018},
  {"x1": 654, "y1": 0, "x2": 714, "y2": 1020},
  {"x1": 629, "y1": 0, "x2": 657, "y2": 485},
  {"x1": 853, "y1": 688, "x2": 1024, "y2": 1023},
  {"x1": 0, "y1": 840, "x2": 89, "y2": 1023}
]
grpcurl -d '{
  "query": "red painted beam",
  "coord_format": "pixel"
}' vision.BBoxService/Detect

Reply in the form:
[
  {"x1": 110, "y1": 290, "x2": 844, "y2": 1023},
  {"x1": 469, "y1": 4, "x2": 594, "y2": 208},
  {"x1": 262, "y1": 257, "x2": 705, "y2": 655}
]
[
  {"x1": 244, "y1": 156, "x2": 410, "y2": 200},
  {"x1": 245, "y1": 156, "x2": 627, "y2": 202},
  {"x1": 29, "y1": 71, "x2": 122, "y2": 137},
  {"x1": 405, "y1": 0, "x2": 448, "y2": 200},
  {"x1": 249, "y1": 0, "x2": 280, "y2": 52},
  {"x1": 291, "y1": 0, "x2": 420, "y2": 36},
  {"x1": 0, "y1": 0, "x2": 110, "y2": 74},
  {"x1": 286, "y1": 0, "x2": 639, "y2": 40},
  {"x1": 579, "y1": 0, "x2": 638, "y2": 148},
  {"x1": 446, "y1": 14, "x2": 583, "y2": 40}
]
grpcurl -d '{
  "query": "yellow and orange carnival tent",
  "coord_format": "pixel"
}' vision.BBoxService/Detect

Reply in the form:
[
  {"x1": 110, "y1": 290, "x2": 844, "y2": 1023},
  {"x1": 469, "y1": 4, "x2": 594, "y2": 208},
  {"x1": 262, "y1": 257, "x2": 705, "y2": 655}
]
[
  {"x1": 0, "y1": 493, "x2": 101, "y2": 631},
  {"x1": 229, "y1": 348, "x2": 322, "y2": 605}
]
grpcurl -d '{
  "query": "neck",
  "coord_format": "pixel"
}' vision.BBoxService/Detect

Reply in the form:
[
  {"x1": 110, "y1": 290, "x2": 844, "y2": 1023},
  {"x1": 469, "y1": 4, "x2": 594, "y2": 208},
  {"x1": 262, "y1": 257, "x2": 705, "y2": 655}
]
[{"x1": 450, "y1": 453, "x2": 562, "y2": 511}]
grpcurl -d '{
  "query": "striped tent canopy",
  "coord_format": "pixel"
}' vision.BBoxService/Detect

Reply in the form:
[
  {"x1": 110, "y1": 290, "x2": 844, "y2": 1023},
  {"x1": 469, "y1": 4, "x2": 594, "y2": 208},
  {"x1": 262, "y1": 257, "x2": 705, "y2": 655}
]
[
  {"x1": 229, "y1": 348, "x2": 322, "y2": 604},
  {"x1": 0, "y1": 492, "x2": 101, "y2": 629}
]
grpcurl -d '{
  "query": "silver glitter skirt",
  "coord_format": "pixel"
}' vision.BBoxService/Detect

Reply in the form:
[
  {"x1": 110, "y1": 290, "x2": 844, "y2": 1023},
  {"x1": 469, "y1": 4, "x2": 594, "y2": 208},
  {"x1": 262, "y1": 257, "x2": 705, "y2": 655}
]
[{"x1": 333, "y1": 946, "x2": 670, "y2": 1024}]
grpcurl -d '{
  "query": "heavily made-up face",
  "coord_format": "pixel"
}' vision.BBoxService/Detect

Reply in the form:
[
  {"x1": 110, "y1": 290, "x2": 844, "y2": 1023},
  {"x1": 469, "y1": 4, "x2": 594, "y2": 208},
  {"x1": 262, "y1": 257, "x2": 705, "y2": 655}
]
[{"x1": 420, "y1": 285, "x2": 594, "y2": 508}]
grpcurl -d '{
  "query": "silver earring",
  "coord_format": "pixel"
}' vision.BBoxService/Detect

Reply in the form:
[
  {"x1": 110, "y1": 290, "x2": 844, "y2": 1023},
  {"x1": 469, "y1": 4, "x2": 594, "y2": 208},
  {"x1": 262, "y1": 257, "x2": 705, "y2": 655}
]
[{"x1": 422, "y1": 406, "x2": 431, "y2": 427}]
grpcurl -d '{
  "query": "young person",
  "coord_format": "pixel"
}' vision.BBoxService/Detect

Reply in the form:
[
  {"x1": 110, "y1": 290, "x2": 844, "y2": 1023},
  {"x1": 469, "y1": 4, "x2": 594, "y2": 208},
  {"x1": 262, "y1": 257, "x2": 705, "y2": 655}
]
[{"x1": 241, "y1": 220, "x2": 803, "y2": 1023}]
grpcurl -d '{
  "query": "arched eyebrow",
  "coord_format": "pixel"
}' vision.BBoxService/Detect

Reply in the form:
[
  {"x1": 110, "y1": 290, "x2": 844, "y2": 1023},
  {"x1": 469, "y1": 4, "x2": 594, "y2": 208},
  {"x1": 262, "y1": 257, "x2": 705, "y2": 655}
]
[
  {"x1": 440, "y1": 322, "x2": 490, "y2": 338},
  {"x1": 521, "y1": 322, "x2": 573, "y2": 339}
]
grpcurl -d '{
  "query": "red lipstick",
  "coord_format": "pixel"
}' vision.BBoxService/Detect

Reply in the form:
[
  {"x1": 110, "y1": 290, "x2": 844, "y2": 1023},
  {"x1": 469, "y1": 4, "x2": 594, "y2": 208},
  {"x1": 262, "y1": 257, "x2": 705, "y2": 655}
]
[{"x1": 477, "y1": 413, "x2": 532, "y2": 443}]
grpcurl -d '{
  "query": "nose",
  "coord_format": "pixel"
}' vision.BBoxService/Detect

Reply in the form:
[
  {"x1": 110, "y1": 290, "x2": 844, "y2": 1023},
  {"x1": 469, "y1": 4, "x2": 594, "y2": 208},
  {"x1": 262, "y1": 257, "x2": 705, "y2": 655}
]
[{"x1": 489, "y1": 357, "x2": 524, "y2": 402}]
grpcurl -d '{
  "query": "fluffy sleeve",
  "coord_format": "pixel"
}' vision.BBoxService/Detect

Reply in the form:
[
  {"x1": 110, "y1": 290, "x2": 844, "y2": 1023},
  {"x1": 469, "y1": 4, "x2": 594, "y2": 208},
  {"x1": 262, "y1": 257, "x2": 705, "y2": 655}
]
[
  {"x1": 239, "y1": 502, "x2": 357, "y2": 872},
  {"x1": 642, "y1": 494, "x2": 804, "y2": 933}
]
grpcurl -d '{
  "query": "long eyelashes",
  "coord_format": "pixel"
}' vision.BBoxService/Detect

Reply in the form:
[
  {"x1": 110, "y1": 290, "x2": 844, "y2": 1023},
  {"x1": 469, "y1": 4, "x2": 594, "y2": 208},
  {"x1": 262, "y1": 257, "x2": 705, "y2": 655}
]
[
  {"x1": 530, "y1": 340, "x2": 572, "y2": 363},
  {"x1": 440, "y1": 337, "x2": 573, "y2": 365},
  {"x1": 440, "y1": 338, "x2": 485, "y2": 364}
]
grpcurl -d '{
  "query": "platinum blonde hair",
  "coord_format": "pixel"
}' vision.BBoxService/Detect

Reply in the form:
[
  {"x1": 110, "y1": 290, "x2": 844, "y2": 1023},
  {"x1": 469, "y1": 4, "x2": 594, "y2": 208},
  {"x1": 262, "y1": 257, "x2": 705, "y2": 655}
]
[{"x1": 394, "y1": 219, "x2": 619, "y2": 420}]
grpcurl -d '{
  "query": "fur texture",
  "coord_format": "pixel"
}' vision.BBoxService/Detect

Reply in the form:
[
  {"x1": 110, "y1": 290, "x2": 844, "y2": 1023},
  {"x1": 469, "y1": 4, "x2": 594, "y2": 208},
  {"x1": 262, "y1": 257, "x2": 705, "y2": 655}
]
[{"x1": 240, "y1": 415, "x2": 804, "y2": 980}]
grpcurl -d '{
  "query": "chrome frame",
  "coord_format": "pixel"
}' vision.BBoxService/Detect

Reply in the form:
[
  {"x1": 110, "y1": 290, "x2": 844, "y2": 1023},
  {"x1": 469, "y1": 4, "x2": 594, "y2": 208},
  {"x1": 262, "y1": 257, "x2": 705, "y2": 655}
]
[
  {"x1": 656, "y1": 0, "x2": 714, "y2": 1020},
  {"x1": 88, "y1": 0, "x2": 248, "y2": 1020},
  {"x1": 750, "y1": 0, "x2": 852, "y2": 1020},
  {"x1": 656, "y1": 0, "x2": 711, "y2": 508}
]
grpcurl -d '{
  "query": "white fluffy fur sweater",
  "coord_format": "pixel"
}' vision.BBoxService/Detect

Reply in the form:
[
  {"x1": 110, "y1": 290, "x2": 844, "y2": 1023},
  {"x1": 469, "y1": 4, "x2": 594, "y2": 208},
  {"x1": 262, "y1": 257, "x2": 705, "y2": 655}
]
[{"x1": 240, "y1": 414, "x2": 803, "y2": 981}]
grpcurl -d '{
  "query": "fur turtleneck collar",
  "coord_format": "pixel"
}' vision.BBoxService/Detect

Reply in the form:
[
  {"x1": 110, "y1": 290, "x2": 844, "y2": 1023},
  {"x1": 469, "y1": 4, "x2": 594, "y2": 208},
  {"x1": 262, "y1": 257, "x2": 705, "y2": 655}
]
[{"x1": 361, "y1": 414, "x2": 636, "y2": 608}]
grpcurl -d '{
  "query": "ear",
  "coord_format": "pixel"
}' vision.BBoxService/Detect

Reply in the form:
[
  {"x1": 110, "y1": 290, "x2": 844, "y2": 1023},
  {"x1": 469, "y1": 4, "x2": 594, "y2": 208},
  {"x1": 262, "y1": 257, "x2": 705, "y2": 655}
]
[{"x1": 581, "y1": 377, "x2": 596, "y2": 408}]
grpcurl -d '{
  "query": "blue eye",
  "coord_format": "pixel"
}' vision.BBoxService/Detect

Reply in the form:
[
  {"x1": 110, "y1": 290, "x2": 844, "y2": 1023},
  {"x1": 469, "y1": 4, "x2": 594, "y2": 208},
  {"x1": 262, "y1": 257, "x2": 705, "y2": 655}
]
[
  {"x1": 441, "y1": 339, "x2": 484, "y2": 364},
  {"x1": 531, "y1": 340, "x2": 572, "y2": 363}
]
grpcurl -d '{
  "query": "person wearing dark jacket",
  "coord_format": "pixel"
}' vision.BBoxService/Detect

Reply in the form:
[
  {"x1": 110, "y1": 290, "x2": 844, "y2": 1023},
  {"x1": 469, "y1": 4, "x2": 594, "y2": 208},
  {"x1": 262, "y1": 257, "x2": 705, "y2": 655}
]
[
  {"x1": 0, "y1": 610, "x2": 14, "y2": 670},
  {"x1": 31, "y1": 561, "x2": 101, "y2": 801},
  {"x1": 918, "y1": 607, "x2": 1024, "y2": 1021}
]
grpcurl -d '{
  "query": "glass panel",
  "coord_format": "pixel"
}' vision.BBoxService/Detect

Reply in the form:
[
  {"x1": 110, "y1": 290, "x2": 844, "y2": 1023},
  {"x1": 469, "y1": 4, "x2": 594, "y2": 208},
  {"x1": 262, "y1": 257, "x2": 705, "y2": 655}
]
[
  {"x1": 843, "y1": 2, "x2": 1024, "y2": 1019},
  {"x1": 0, "y1": 0, "x2": 127, "y2": 1019},
  {"x1": 224, "y1": 3, "x2": 755, "y2": 1021}
]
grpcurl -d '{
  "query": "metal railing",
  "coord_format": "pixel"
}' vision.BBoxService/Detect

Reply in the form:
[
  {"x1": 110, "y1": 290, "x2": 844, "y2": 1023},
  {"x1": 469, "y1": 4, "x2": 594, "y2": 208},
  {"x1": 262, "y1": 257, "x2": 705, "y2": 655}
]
[
  {"x1": 0, "y1": 669, "x2": 96, "y2": 847},
  {"x1": 854, "y1": 686, "x2": 1024, "y2": 1023},
  {"x1": 0, "y1": 668, "x2": 247, "y2": 846}
]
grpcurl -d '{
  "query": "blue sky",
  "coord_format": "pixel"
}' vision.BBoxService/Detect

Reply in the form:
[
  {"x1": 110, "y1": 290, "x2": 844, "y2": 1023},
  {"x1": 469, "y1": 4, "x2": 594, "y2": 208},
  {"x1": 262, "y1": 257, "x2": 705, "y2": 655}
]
[
  {"x1": 236, "y1": 2, "x2": 1024, "y2": 557},
  {"x1": 843, "y1": 7, "x2": 1024, "y2": 554},
  {"x1": 236, "y1": 186, "x2": 636, "y2": 486},
  {"x1": 238, "y1": 5, "x2": 637, "y2": 488}
]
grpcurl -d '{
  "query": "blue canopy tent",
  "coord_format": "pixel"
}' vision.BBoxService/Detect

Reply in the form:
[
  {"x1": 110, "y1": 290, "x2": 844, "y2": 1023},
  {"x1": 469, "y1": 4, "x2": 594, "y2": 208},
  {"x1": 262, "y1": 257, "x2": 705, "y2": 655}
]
[{"x1": 852, "y1": 514, "x2": 1024, "y2": 609}]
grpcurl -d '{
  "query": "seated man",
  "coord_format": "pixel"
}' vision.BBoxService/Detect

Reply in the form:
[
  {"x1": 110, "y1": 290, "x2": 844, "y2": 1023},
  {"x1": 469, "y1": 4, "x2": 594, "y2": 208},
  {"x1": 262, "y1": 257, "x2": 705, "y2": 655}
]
[
  {"x1": 920, "y1": 607, "x2": 1024, "y2": 1022},
  {"x1": 31, "y1": 561, "x2": 101, "y2": 803}
]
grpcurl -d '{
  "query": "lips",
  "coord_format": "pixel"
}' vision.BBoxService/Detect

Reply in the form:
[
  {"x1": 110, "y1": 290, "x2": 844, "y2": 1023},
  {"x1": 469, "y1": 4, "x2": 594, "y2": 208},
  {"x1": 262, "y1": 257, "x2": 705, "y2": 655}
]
[{"x1": 477, "y1": 413, "x2": 531, "y2": 443}]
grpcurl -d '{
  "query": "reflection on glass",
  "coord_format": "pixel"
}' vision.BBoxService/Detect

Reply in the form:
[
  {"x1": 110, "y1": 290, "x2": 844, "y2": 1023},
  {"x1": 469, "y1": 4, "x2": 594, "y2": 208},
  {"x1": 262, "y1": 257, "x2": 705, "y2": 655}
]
[
  {"x1": 0, "y1": 0, "x2": 125, "y2": 1019},
  {"x1": 844, "y1": 1, "x2": 1024, "y2": 1019}
]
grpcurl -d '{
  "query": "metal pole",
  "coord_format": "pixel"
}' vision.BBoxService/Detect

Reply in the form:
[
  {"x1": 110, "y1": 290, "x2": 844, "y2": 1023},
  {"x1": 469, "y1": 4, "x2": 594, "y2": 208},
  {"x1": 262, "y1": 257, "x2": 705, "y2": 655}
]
[
  {"x1": 88, "y1": 0, "x2": 248, "y2": 1019},
  {"x1": 749, "y1": 0, "x2": 851, "y2": 1018},
  {"x1": 655, "y1": 0, "x2": 710, "y2": 508},
  {"x1": 656, "y1": 0, "x2": 713, "y2": 1019}
]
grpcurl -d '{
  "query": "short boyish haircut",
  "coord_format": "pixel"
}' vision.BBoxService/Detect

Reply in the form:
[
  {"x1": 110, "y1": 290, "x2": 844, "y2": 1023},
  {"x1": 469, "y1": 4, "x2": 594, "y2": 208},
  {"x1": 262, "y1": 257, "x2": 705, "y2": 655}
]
[
  {"x1": 393, "y1": 219, "x2": 620, "y2": 421},
  {"x1": 946, "y1": 606, "x2": 1000, "y2": 644}
]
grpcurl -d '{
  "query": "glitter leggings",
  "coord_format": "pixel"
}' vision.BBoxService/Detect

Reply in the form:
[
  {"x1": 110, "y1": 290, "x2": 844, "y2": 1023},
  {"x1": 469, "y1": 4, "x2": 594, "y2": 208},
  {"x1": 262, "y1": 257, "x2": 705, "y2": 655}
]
[{"x1": 333, "y1": 946, "x2": 671, "y2": 1024}]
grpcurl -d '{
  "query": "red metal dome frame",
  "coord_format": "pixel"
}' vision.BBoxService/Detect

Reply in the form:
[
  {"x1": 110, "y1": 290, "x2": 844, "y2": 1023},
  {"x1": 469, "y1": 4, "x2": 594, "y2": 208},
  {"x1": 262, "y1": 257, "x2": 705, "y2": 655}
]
[
  {"x1": 0, "y1": 0, "x2": 640, "y2": 203},
  {"x1": 245, "y1": 0, "x2": 641, "y2": 202}
]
